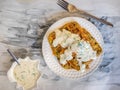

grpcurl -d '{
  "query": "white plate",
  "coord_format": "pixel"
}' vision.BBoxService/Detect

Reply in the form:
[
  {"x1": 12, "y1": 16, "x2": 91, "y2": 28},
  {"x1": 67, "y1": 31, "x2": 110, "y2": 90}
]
[{"x1": 42, "y1": 17, "x2": 104, "y2": 79}]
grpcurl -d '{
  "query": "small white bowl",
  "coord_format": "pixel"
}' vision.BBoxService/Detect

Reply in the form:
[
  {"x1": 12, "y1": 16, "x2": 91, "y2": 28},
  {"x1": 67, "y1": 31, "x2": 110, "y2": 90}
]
[{"x1": 7, "y1": 57, "x2": 41, "y2": 90}]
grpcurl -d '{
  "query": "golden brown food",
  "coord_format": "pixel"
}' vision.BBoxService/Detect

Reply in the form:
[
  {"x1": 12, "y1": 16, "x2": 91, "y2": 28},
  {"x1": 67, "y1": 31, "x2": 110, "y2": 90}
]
[
  {"x1": 48, "y1": 21, "x2": 102, "y2": 71},
  {"x1": 60, "y1": 22, "x2": 102, "y2": 56}
]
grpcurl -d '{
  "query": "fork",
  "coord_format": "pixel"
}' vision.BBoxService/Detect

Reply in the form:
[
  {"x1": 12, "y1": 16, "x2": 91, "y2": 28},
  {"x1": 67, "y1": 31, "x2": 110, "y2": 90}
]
[{"x1": 57, "y1": 0, "x2": 113, "y2": 27}]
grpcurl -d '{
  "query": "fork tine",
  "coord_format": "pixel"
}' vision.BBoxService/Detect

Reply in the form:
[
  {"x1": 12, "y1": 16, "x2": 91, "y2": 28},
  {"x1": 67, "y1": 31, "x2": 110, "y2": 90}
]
[
  {"x1": 59, "y1": 0, "x2": 69, "y2": 6},
  {"x1": 57, "y1": 0, "x2": 68, "y2": 11},
  {"x1": 57, "y1": 2, "x2": 68, "y2": 10},
  {"x1": 57, "y1": 0, "x2": 68, "y2": 8}
]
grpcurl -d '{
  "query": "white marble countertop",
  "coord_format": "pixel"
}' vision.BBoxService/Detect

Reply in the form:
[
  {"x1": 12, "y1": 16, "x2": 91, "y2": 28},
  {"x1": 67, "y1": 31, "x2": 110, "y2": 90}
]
[{"x1": 0, "y1": 0, "x2": 120, "y2": 90}]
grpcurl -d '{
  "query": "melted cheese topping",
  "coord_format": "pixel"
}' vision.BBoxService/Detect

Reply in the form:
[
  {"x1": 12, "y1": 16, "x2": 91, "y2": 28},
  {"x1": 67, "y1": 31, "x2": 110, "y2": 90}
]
[
  {"x1": 53, "y1": 29, "x2": 97, "y2": 71},
  {"x1": 53, "y1": 29, "x2": 80, "y2": 48},
  {"x1": 14, "y1": 60, "x2": 40, "y2": 90},
  {"x1": 60, "y1": 40, "x2": 96, "y2": 64}
]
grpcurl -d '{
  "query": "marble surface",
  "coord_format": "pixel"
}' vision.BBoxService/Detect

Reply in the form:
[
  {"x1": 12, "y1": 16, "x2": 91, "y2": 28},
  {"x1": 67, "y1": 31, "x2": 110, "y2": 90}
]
[{"x1": 0, "y1": 0, "x2": 120, "y2": 90}]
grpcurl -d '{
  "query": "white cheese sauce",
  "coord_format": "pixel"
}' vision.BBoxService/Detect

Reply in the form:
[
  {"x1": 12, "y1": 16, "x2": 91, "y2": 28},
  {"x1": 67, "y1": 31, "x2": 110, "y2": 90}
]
[
  {"x1": 53, "y1": 29, "x2": 97, "y2": 71},
  {"x1": 53, "y1": 29, "x2": 80, "y2": 48},
  {"x1": 14, "y1": 60, "x2": 40, "y2": 90}
]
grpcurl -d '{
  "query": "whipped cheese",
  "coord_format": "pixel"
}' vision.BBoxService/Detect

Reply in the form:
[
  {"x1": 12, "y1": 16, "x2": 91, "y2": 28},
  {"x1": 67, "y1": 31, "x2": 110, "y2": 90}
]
[
  {"x1": 53, "y1": 29, "x2": 97, "y2": 71},
  {"x1": 53, "y1": 29, "x2": 80, "y2": 48},
  {"x1": 60, "y1": 40, "x2": 97, "y2": 64},
  {"x1": 13, "y1": 58, "x2": 40, "y2": 90}
]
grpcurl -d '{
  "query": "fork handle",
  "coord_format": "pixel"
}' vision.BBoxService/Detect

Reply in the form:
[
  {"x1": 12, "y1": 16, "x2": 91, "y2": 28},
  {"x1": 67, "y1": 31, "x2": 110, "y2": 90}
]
[{"x1": 77, "y1": 10, "x2": 113, "y2": 27}]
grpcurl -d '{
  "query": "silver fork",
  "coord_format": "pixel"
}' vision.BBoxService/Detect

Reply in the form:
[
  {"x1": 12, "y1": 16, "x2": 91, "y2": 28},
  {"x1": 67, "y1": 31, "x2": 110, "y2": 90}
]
[{"x1": 57, "y1": 0, "x2": 113, "y2": 27}]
